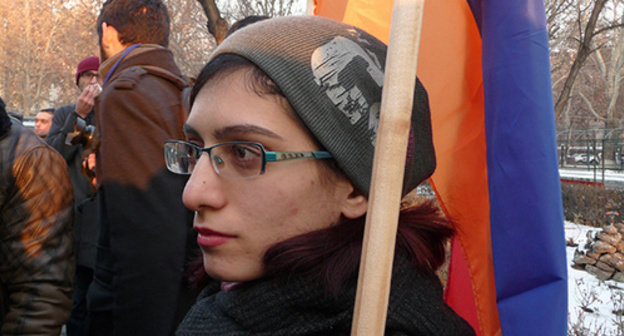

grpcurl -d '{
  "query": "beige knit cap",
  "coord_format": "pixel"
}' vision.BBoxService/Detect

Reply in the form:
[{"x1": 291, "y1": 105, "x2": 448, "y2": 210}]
[{"x1": 209, "y1": 15, "x2": 435, "y2": 197}]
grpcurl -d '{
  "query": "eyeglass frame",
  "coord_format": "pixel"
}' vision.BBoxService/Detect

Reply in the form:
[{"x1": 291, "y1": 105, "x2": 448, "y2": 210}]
[
  {"x1": 80, "y1": 71, "x2": 99, "y2": 80},
  {"x1": 163, "y1": 140, "x2": 333, "y2": 178}
]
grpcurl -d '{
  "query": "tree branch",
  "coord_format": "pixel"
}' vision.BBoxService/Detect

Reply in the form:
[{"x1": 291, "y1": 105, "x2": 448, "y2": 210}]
[
  {"x1": 578, "y1": 92, "x2": 606, "y2": 121},
  {"x1": 195, "y1": 0, "x2": 229, "y2": 44},
  {"x1": 594, "y1": 23, "x2": 624, "y2": 37},
  {"x1": 554, "y1": 0, "x2": 608, "y2": 118}
]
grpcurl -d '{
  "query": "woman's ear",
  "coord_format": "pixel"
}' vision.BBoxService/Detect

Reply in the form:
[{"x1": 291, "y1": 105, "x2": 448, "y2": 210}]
[{"x1": 341, "y1": 187, "x2": 368, "y2": 219}]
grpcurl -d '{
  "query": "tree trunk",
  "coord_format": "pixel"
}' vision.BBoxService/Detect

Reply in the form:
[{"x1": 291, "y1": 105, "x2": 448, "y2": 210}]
[
  {"x1": 554, "y1": 0, "x2": 607, "y2": 119},
  {"x1": 195, "y1": 0, "x2": 229, "y2": 45}
]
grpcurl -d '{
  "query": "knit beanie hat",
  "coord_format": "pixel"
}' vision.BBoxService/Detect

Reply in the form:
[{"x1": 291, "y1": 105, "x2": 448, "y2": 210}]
[
  {"x1": 210, "y1": 16, "x2": 435, "y2": 197},
  {"x1": 75, "y1": 56, "x2": 100, "y2": 85}
]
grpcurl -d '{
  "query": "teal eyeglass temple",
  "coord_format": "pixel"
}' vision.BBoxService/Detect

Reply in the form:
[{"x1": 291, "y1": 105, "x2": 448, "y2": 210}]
[{"x1": 265, "y1": 150, "x2": 333, "y2": 161}]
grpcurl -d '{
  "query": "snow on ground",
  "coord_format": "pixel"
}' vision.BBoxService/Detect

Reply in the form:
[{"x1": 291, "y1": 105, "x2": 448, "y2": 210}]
[{"x1": 566, "y1": 221, "x2": 624, "y2": 335}]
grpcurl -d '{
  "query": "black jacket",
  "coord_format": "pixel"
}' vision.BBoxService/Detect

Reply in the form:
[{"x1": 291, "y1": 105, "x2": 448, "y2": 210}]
[
  {"x1": 0, "y1": 112, "x2": 75, "y2": 335},
  {"x1": 47, "y1": 104, "x2": 98, "y2": 268},
  {"x1": 88, "y1": 44, "x2": 197, "y2": 335}
]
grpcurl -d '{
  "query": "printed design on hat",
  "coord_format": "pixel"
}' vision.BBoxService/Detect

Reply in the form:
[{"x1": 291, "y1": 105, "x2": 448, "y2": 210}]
[{"x1": 310, "y1": 33, "x2": 383, "y2": 145}]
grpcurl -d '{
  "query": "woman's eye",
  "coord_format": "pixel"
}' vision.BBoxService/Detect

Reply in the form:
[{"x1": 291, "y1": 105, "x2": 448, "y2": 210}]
[{"x1": 231, "y1": 144, "x2": 260, "y2": 160}]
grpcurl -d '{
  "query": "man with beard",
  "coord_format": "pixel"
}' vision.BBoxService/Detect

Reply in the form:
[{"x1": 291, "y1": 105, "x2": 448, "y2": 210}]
[{"x1": 87, "y1": 1, "x2": 196, "y2": 335}]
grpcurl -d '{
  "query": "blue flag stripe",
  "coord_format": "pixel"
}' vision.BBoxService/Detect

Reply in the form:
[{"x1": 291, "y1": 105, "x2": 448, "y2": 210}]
[{"x1": 470, "y1": 0, "x2": 569, "y2": 335}]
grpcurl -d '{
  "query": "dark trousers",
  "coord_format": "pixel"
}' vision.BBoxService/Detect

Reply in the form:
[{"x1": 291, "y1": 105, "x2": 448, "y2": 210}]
[
  {"x1": 88, "y1": 310, "x2": 113, "y2": 336},
  {"x1": 67, "y1": 266, "x2": 94, "y2": 336}
]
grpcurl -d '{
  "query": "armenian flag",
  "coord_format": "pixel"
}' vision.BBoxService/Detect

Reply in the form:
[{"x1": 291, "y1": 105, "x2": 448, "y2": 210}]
[{"x1": 313, "y1": 1, "x2": 568, "y2": 335}]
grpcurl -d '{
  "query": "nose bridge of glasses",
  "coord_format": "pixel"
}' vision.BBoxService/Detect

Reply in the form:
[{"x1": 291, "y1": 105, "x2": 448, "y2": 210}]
[{"x1": 189, "y1": 146, "x2": 220, "y2": 179}]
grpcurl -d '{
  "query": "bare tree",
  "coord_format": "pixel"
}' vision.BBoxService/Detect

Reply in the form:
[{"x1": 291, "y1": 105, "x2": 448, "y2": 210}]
[
  {"x1": 552, "y1": 0, "x2": 624, "y2": 120},
  {"x1": 195, "y1": 0, "x2": 229, "y2": 44},
  {"x1": 546, "y1": 0, "x2": 576, "y2": 79},
  {"x1": 0, "y1": 0, "x2": 101, "y2": 115},
  {"x1": 576, "y1": 17, "x2": 624, "y2": 161},
  {"x1": 194, "y1": 0, "x2": 302, "y2": 45},
  {"x1": 230, "y1": 0, "x2": 300, "y2": 17},
  {"x1": 165, "y1": 0, "x2": 215, "y2": 79},
  {"x1": 591, "y1": 32, "x2": 624, "y2": 128}
]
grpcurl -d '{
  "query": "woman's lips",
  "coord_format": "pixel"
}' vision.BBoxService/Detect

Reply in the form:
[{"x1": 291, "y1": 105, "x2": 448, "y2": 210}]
[{"x1": 195, "y1": 227, "x2": 235, "y2": 247}]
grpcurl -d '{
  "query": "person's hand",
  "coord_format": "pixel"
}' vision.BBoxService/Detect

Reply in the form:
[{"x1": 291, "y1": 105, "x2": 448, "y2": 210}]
[{"x1": 75, "y1": 84, "x2": 101, "y2": 119}]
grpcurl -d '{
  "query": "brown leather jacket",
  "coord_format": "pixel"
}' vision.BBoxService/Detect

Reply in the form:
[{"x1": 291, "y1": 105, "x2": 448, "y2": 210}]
[
  {"x1": 0, "y1": 114, "x2": 75, "y2": 335},
  {"x1": 89, "y1": 44, "x2": 196, "y2": 334}
]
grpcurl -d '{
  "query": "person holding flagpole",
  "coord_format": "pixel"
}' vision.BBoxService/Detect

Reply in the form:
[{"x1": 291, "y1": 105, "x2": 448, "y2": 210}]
[{"x1": 167, "y1": 16, "x2": 475, "y2": 335}]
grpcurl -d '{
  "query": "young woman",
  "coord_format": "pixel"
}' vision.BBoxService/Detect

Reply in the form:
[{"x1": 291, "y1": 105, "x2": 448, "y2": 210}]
[{"x1": 166, "y1": 16, "x2": 475, "y2": 336}]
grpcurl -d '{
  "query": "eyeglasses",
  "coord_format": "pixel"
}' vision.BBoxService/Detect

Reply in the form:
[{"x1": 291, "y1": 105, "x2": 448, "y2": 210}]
[
  {"x1": 81, "y1": 71, "x2": 99, "y2": 79},
  {"x1": 163, "y1": 140, "x2": 332, "y2": 179}
]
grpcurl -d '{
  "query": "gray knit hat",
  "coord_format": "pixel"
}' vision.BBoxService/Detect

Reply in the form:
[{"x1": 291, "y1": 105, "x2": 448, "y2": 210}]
[{"x1": 210, "y1": 15, "x2": 435, "y2": 197}]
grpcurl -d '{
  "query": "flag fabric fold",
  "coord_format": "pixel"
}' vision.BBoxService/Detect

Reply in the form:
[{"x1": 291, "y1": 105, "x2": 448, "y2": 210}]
[{"x1": 314, "y1": 1, "x2": 568, "y2": 335}]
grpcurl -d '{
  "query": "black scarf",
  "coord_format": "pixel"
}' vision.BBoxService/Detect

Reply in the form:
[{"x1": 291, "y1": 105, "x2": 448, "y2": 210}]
[{"x1": 176, "y1": 256, "x2": 475, "y2": 336}]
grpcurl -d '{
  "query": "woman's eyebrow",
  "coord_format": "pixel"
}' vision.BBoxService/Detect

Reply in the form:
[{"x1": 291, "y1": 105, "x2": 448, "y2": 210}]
[
  {"x1": 214, "y1": 124, "x2": 283, "y2": 140},
  {"x1": 183, "y1": 124, "x2": 200, "y2": 138}
]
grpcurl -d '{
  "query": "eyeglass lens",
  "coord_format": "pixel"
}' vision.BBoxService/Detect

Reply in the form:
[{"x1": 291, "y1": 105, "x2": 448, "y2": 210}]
[
  {"x1": 165, "y1": 141, "x2": 265, "y2": 178},
  {"x1": 212, "y1": 142, "x2": 263, "y2": 178},
  {"x1": 164, "y1": 142, "x2": 194, "y2": 174}
]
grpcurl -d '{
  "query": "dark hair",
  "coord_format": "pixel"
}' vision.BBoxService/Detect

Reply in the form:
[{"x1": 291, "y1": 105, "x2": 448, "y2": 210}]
[
  {"x1": 191, "y1": 54, "x2": 283, "y2": 108},
  {"x1": 264, "y1": 200, "x2": 454, "y2": 295},
  {"x1": 225, "y1": 15, "x2": 270, "y2": 38},
  {"x1": 97, "y1": 0, "x2": 170, "y2": 47},
  {"x1": 188, "y1": 54, "x2": 455, "y2": 294}
]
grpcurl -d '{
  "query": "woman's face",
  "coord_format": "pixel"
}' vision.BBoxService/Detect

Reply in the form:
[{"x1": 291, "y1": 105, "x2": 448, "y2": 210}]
[{"x1": 183, "y1": 69, "x2": 363, "y2": 282}]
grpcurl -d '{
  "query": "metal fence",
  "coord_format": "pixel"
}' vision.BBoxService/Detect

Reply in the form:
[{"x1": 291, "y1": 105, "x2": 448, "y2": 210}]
[{"x1": 558, "y1": 139, "x2": 624, "y2": 170}]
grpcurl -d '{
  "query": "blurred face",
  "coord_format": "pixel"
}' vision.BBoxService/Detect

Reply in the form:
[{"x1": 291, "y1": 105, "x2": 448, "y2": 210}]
[
  {"x1": 78, "y1": 70, "x2": 100, "y2": 91},
  {"x1": 34, "y1": 112, "x2": 52, "y2": 137},
  {"x1": 183, "y1": 69, "x2": 358, "y2": 282}
]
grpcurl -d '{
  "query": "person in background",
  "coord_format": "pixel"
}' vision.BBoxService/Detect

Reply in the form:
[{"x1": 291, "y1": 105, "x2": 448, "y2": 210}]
[
  {"x1": 34, "y1": 107, "x2": 54, "y2": 139},
  {"x1": 0, "y1": 97, "x2": 75, "y2": 335},
  {"x1": 88, "y1": 0, "x2": 196, "y2": 334},
  {"x1": 46, "y1": 55, "x2": 101, "y2": 336},
  {"x1": 170, "y1": 16, "x2": 475, "y2": 336}
]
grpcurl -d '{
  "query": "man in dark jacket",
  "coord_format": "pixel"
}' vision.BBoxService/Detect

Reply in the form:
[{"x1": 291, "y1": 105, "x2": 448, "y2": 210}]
[
  {"x1": 47, "y1": 55, "x2": 101, "y2": 335},
  {"x1": 87, "y1": 1, "x2": 196, "y2": 335},
  {"x1": 0, "y1": 97, "x2": 75, "y2": 335}
]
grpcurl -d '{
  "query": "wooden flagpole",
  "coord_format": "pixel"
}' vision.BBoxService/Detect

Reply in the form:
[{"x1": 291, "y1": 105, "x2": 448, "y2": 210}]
[
  {"x1": 351, "y1": 0, "x2": 425, "y2": 334},
  {"x1": 305, "y1": 0, "x2": 315, "y2": 15}
]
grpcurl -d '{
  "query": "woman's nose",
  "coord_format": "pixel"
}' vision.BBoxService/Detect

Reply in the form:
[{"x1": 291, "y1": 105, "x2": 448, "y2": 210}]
[{"x1": 182, "y1": 154, "x2": 226, "y2": 211}]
